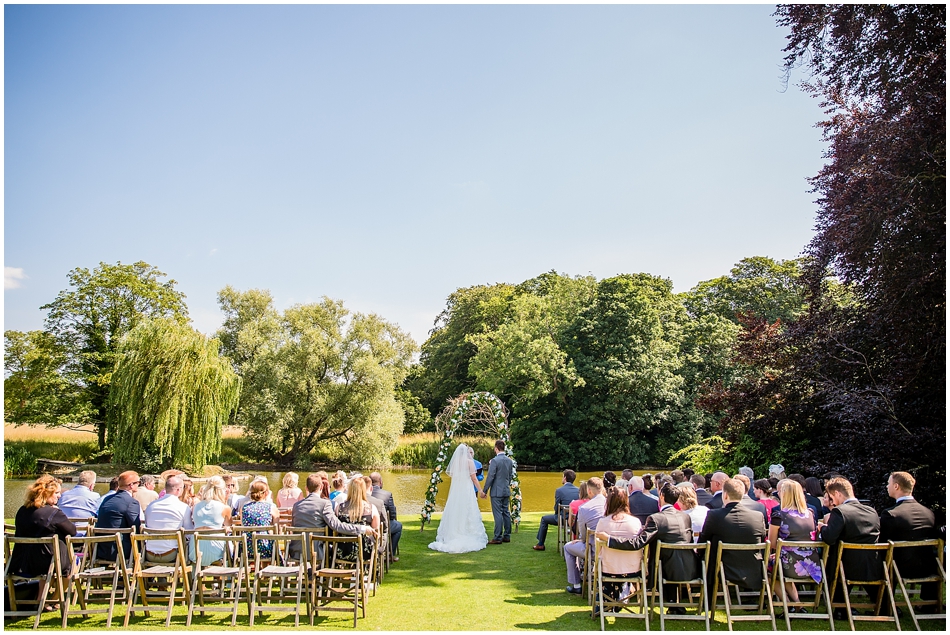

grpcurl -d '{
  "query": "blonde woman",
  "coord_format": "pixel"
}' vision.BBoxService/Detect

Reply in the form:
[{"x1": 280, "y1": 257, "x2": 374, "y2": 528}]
[
  {"x1": 337, "y1": 478, "x2": 379, "y2": 562},
  {"x1": 190, "y1": 476, "x2": 232, "y2": 564},
  {"x1": 277, "y1": 472, "x2": 303, "y2": 508},
  {"x1": 768, "y1": 480, "x2": 820, "y2": 607},
  {"x1": 677, "y1": 484, "x2": 708, "y2": 539}
]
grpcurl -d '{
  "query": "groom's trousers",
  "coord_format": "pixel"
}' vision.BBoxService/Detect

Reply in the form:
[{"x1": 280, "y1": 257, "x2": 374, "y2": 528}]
[{"x1": 490, "y1": 495, "x2": 512, "y2": 540}]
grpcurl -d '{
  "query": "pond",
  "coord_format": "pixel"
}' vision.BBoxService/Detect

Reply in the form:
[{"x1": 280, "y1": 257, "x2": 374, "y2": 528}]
[{"x1": 3, "y1": 468, "x2": 660, "y2": 520}]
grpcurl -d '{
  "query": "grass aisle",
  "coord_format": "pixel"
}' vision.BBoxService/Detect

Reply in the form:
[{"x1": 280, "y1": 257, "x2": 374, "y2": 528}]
[{"x1": 5, "y1": 512, "x2": 939, "y2": 630}]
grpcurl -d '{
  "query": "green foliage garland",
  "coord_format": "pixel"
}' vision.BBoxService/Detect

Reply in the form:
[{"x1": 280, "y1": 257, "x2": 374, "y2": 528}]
[{"x1": 420, "y1": 392, "x2": 521, "y2": 528}]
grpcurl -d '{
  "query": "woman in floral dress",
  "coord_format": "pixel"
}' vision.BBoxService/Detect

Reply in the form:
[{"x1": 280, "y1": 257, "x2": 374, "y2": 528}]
[
  {"x1": 768, "y1": 480, "x2": 821, "y2": 609},
  {"x1": 241, "y1": 480, "x2": 279, "y2": 560}
]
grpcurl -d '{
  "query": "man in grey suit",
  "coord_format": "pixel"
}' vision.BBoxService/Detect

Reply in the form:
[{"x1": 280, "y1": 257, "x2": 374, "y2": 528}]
[
  {"x1": 534, "y1": 469, "x2": 579, "y2": 550},
  {"x1": 288, "y1": 474, "x2": 375, "y2": 559},
  {"x1": 480, "y1": 439, "x2": 514, "y2": 544},
  {"x1": 690, "y1": 474, "x2": 713, "y2": 506}
]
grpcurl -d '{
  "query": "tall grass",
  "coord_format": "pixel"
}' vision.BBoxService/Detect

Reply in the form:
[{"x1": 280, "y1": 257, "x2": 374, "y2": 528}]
[
  {"x1": 390, "y1": 434, "x2": 495, "y2": 468},
  {"x1": 3, "y1": 424, "x2": 99, "y2": 464}
]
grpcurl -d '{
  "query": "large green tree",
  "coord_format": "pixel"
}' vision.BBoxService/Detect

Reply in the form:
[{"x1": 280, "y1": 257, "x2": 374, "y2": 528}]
[
  {"x1": 217, "y1": 286, "x2": 417, "y2": 467},
  {"x1": 6, "y1": 261, "x2": 188, "y2": 448},
  {"x1": 109, "y1": 318, "x2": 241, "y2": 471}
]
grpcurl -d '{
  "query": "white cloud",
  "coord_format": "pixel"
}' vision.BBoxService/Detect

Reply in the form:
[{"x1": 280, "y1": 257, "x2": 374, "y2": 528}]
[
  {"x1": 209, "y1": 248, "x2": 219, "y2": 256},
  {"x1": 4, "y1": 267, "x2": 27, "y2": 289}
]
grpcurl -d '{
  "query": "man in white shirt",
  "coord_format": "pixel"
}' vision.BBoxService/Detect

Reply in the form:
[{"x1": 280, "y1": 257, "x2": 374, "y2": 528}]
[{"x1": 143, "y1": 475, "x2": 194, "y2": 562}]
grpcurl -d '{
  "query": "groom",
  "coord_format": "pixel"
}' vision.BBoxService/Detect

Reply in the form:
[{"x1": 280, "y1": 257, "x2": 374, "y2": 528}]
[{"x1": 480, "y1": 439, "x2": 514, "y2": 544}]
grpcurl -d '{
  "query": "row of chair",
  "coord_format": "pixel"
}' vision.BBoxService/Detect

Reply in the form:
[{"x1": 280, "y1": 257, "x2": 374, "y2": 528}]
[
  {"x1": 586, "y1": 537, "x2": 945, "y2": 631},
  {"x1": 4, "y1": 521, "x2": 387, "y2": 630}
]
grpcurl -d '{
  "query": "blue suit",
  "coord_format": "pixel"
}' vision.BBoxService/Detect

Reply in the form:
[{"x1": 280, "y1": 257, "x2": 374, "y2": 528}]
[
  {"x1": 536, "y1": 482, "x2": 579, "y2": 546},
  {"x1": 95, "y1": 490, "x2": 141, "y2": 561}
]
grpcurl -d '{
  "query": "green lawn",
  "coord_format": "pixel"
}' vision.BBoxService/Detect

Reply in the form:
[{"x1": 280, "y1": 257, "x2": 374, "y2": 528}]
[{"x1": 4, "y1": 512, "x2": 942, "y2": 630}]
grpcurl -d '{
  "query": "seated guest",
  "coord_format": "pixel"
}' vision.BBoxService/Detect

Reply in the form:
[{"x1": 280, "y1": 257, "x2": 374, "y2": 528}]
[
  {"x1": 336, "y1": 478, "x2": 380, "y2": 563},
  {"x1": 58, "y1": 470, "x2": 100, "y2": 532},
  {"x1": 733, "y1": 474, "x2": 768, "y2": 523},
  {"x1": 96, "y1": 471, "x2": 142, "y2": 561},
  {"x1": 678, "y1": 484, "x2": 708, "y2": 538},
  {"x1": 287, "y1": 474, "x2": 374, "y2": 560},
  {"x1": 370, "y1": 471, "x2": 403, "y2": 560},
  {"x1": 143, "y1": 475, "x2": 195, "y2": 563},
  {"x1": 817, "y1": 476, "x2": 881, "y2": 619},
  {"x1": 627, "y1": 476, "x2": 660, "y2": 525},
  {"x1": 564, "y1": 477, "x2": 606, "y2": 595},
  {"x1": 241, "y1": 480, "x2": 280, "y2": 560},
  {"x1": 593, "y1": 488, "x2": 643, "y2": 605},
  {"x1": 190, "y1": 476, "x2": 232, "y2": 565},
  {"x1": 597, "y1": 484, "x2": 697, "y2": 613},
  {"x1": 670, "y1": 469, "x2": 686, "y2": 485},
  {"x1": 235, "y1": 475, "x2": 272, "y2": 515},
  {"x1": 277, "y1": 472, "x2": 304, "y2": 509},
  {"x1": 180, "y1": 478, "x2": 196, "y2": 508},
  {"x1": 768, "y1": 480, "x2": 820, "y2": 607},
  {"x1": 329, "y1": 475, "x2": 347, "y2": 503},
  {"x1": 705, "y1": 472, "x2": 729, "y2": 509},
  {"x1": 699, "y1": 478, "x2": 768, "y2": 596},
  {"x1": 641, "y1": 475, "x2": 656, "y2": 499},
  {"x1": 682, "y1": 468, "x2": 695, "y2": 481},
  {"x1": 603, "y1": 471, "x2": 617, "y2": 493},
  {"x1": 222, "y1": 475, "x2": 242, "y2": 513},
  {"x1": 690, "y1": 474, "x2": 712, "y2": 506},
  {"x1": 880, "y1": 471, "x2": 939, "y2": 608},
  {"x1": 133, "y1": 475, "x2": 160, "y2": 516},
  {"x1": 314, "y1": 471, "x2": 332, "y2": 499},
  {"x1": 753, "y1": 479, "x2": 779, "y2": 521},
  {"x1": 534, "y1": 469, "x2": 579, "y2": 551},
  {"x1": 98, "y1": 477, "x2": 120, "y2": 507},
  {"x1": 803, "y1": 476, "x2": 827, "y2": 519},
  {"x1": 768, "y1": 464, "x2": 786, "y2": 481},
  {"x1": 9, "y1": 475, "x2": 77, "y2": 579},
  {"x1": 567, "y1": 481, "x2": 590, "y2": 541}
]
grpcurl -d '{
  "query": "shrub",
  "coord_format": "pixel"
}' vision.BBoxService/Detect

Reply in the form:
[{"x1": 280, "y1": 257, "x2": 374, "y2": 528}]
[{"x1": 4, "y1": 445, "x2": 38, "y2": 477}]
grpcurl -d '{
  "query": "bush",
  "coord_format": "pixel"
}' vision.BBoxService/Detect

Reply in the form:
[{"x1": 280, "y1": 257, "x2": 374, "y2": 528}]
[
  {"x1": 667, "y1": 435, "x2": 731, "y2": 474},
  {"x1": 4, "y1": 445, "x2": 38, "y2": 477},
  {"x1": 390, "y1": 434, "x2": 494, "y2": 467}
]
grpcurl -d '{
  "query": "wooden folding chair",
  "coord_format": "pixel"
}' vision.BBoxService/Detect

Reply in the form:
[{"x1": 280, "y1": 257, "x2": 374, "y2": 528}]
[
  {"x1": 231, "y1": 524, "x2": 276, "y2": 571},
  {"x1": 66, "y1": 516, "x2": 97, "y2": 537},
  {"x1": 710, "y1": 542, "x2": 776, "y2": 630},
  {"x1": 656, "y1": 541, "x2": 710, "y2": 630},
  {"x1": 770, "y1": 539, "x2": 835, "y2": 630},
  {"x1": 3, "y1": 535, "x2": 68, "y2": 629},
  {"x1": 556, "y1": 504, "x2": 570, "y2": 556},
  {"x1": 3, "y1": 524, "x2": 16, "y2": 536},
  {"x1": 124, "y1": 531, "x2": 189, "y2": 627},
  {"x1": 308, "y1": 533, "x2": 366, "y2": 627},
  {"x1": 889, "y1": 539, "x2": 946, "y2": 629},
  {"x1": 582, "y1": 533, "x2": 596, "y2": 604},
  {"x1": 249, "y1": 532, "x2": 309, "y2": 626},
  {"x1": 61, "y1": 533, "x2": 128, "y2": 628},
  {"x1": 829, "y1": 542, "x2": 900, "y2": 630},
  {"x1": 187, "y1": 534, "x2": 250, "y2": 627},
  {"x1": 592, "y1": 537, "x2": 650, "y2": 630}
]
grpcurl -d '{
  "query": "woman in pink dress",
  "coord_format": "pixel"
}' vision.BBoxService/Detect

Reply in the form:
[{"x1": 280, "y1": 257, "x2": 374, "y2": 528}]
[{"x1": 594, "y1": 488, "x2": 643, "y2": 605}]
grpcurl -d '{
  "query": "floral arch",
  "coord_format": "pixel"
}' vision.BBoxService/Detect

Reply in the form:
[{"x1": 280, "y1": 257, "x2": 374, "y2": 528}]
[{"x1": 420, "y1": 392, "x2": 521, "y2": 529}]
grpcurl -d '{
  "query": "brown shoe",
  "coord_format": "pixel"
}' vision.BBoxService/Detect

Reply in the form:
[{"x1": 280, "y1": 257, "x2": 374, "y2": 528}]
[
  {"x1": 533, "y1": 544, "x2": 545, "y2": 551},
  {"x1": 488, "y1": 540, "x2": 503, "y2": 545},
  {"x1": 502, "y1": 537, "x2": 510, "y2": 542}
]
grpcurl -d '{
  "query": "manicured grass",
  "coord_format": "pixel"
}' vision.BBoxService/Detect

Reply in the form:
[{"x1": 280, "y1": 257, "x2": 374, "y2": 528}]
[{"x1": 4, "y1": 513, "x2": 939, "y2": 630}]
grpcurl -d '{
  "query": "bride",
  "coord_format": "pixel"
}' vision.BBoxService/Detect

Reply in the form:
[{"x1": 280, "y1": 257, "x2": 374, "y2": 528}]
[{"x1": 428, "y1": 443, "x2": 489, "y2": 553}]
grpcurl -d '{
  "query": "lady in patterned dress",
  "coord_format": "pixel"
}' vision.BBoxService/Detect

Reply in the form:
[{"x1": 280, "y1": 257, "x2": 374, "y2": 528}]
[
  {"x1": 768, "y1": 480, "x2": 821, "y2": 609},
  {"x1": 241, "y1": 480, "x2": 279, "y2": 559}
]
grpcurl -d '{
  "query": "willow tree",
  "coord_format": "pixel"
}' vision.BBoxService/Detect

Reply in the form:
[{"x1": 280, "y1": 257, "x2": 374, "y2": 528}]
[{"x1": 109, "y1": 318, "x2": 241, "y2": 470}]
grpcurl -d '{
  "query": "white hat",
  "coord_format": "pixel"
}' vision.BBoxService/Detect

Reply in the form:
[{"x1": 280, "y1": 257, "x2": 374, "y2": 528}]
[{"x1": 768, "y1": 464, "x2": 786, "y2": 478}]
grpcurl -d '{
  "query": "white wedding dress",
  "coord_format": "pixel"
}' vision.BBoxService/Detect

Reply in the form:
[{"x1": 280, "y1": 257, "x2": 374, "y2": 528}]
[{"x1": 428, "y1": 444, "x2": 489, "y2": 553}]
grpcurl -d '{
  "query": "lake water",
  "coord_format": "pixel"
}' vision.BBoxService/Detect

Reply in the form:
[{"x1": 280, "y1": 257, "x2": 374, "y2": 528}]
[{"x1": 3, "y1": 468, "x2": 659, "y2": 520}]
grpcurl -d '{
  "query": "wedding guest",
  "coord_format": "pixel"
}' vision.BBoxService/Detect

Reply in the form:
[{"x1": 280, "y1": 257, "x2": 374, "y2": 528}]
[
  {"x1": 768, "y1": 464, "x2": 787, "y2": 481},
  {"x1": 671, "y1": 469, "x2": 686, "y2": 485},
  {"x1": 603, "y1": 471, "x2": 617, "y2": 492},
  {"x1": 133, "y1": 474, "x2": 160, "y2": 514},
  {"x1": 222, "y1": 475, "x2": 242, "y2": 513},
  {"x1": 753, "y1": 479, "x2": 779, "y2": 521},
  {"x1": 144, "y1": 475, "x2": 194, "y2": 563},
  {"x1": 733, "y1": 474, "x2": 768, "y2": 524},
  {"x1": 880, "y1": 471, "x2": 939, "y2": 607},
  {"x1": 705, "y1": 472, "x2": 729, "y2": 510},
  {"x1": 180, "y1": 478, "x2": 197, "y2": 508},
  {"x1": 627, "y1": 476, "x2": 659, "y2": 525},
  {"x1": 534, "y1": 469, "x2": 579, "y2": 551},
  {"x1": 678, "y1": 484, "x2": 708, "y2": 537},
  {"x1": 190, "y1": 476, "x2": 232, "y2": 565},
  {"x1": 98, "y1": 477, "x2": 120, "y2": 507},
  {"x1": 236, "y1": 475, "x2": 271, "y2": 515},
  {"x1": 58, "y1": 470, "x2": 100, "y2": 532},
  {"x1": 568, "y1": 481, "x2": 590, "y2": 541},
  {"x1": 641, "y1": 475, "x2": 655, "y2": 498},
  {"x1": 314, "y1": 470, "x2": 332, "y2": 499},
  {"x1": 564, "y1": 477, "x2": 605, "y2": 595},
  {"x1": 330, "y1": 475, "x2": 347, "y2": 503},
  {"x1": 593, "y1": 488, "x2": 643, "y2": 605},
  {"x1": 241, "y1": 480, "x2": 280, "y2": 560},
  {"x1": 699, "y1": 478, "x2": 767, "y2": 597},
  {"x1": 690, "y1": 474, "x2": 712, "y2": 506},
  {"x1": 371, "y1": 472, "x2": 403, "y2": 559},
  {"x1": 336, "y1": 478, "x2": 379, "y2": 564},
  {"x1": 9, "y1": 475, "x2": 76, "y2": 579},
  {"x1": 769, "y1": 480, "x2": 820, "y2": 608},
  {"x1": 277, "y1": 472, "x2": 303, "y2": 509},
  {"x1": 288, "y1": 474, "x2": 373, "y2": 560},
  {"x1": 96, "y1": 471, "x2": 141, "y2": 561},
  {"x1": 803, "y1": 477, "x2": 827, "y2": 518}
]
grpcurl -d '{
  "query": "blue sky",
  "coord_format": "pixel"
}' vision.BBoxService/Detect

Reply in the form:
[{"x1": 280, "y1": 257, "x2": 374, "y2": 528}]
[{"x1": 4, "y1": 4, "x2": 826, "y2": 346}]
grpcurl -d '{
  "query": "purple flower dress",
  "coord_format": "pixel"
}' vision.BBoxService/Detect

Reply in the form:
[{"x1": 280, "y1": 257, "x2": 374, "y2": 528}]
[{"x1": 770, "y1": 507, "x2": 822, "y2": 583}]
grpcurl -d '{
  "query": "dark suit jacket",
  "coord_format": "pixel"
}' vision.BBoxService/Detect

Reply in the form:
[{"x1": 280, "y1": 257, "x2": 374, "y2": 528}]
[
  {"x1": 372, "y1": 486, "x2": 397, "y2": 523},
  {"x1": 608, "y1": 506, "x2": 699, "y2": 582},
  {"x1": 694, "y1": 488, "x2": 712, "y2": 506},
  {"x1": 705, "y1": 491, "x2": 724, "y2": 510},
  {"x1": 289, "y1": 493, "x2": 366, "y2": 559},
  {"x1": 699, "y1": 502, "x2": 767, "y2": 590},
  {"x1": 95, "y1": 490, "x2": 141, "y2": 561},
  {"x1": 819, "y1": 498, "x2": 881, "y2": 582},
  {"x1": 628, "y1": 491, "x2": 660, "y2": 525},
  {"x1": 880, "y1": 499, "x2": 938, "y2": 579},
  {"x1": 554, "y1": 483, "x2": 580, "y2": 516},
  {"x1": 740, "y1": 494, "x2": 769, "y2": 525}
]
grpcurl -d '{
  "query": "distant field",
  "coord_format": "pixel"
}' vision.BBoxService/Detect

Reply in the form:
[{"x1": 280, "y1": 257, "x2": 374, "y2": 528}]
[{"x1": 3, "y1": 423, "x2": 98, "y2": 443}]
